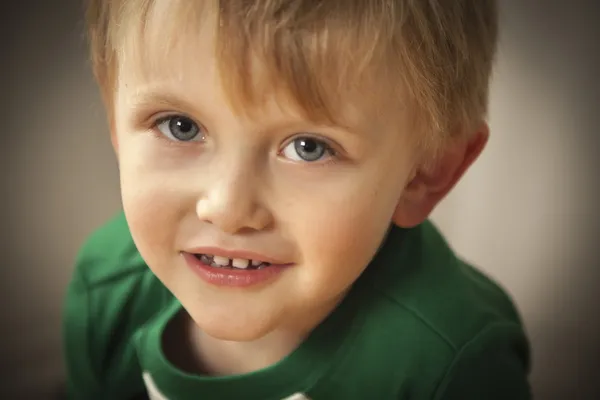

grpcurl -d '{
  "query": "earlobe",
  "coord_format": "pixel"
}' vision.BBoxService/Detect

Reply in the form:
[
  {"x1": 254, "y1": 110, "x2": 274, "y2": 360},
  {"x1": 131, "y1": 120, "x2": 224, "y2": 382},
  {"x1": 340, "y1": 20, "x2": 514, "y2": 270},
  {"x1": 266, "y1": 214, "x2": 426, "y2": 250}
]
[{"x1": 392, "y1": 124, "x2": 489, "y2": 228}]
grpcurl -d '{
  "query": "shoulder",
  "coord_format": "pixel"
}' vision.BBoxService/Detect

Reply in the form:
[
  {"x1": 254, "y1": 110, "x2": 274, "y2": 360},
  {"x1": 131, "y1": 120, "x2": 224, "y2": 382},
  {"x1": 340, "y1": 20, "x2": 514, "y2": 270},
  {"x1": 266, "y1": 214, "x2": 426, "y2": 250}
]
[
  {"x1": 70, "y1": 211, "x2": 172, "y2": 305},
  {"x1": 363, "y1": 220, "x2": 528, "y2": 351},
  {"x1": 63, "y1": 211, "x2": 172, "y2": 398},
  {"x1": 356, "y1": 221, "x2": 531, "y2": 398},
  {"x1": 69, "y1": 210, "x2": 172, "y2": 331},
  {"x1": 74, "y1": 211, "x2": 147, "y2": 286}
]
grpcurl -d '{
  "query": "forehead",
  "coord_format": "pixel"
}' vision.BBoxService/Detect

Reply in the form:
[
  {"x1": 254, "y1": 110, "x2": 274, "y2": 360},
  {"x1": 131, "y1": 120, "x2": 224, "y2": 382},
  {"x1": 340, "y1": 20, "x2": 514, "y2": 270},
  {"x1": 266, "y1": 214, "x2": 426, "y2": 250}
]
[
  {"x1": 117, "y1": 1, "x2": 215, "y2": 88},
  {"x1": 114, "y1": 0, "x2": 409, "y2": 134}
]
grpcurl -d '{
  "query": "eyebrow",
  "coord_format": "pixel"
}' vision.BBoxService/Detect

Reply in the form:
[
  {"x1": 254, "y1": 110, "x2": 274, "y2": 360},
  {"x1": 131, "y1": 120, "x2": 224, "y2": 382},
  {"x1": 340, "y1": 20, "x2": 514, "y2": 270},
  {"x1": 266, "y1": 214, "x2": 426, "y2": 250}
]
[
  {"x1": 125, "y1": 84, "x2": 372, "y2": 138},
  {"x1": 127, "y1": 86, "x2": 203, "y2": 115}
]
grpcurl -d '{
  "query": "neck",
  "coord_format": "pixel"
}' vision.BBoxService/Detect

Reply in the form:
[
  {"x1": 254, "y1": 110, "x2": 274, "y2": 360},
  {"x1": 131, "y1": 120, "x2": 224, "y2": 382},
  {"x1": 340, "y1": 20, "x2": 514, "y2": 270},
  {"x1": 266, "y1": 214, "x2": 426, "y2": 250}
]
[
  {"x1": 175, "y1": 291, "x2": 349, "y2": 376},
  {"x1": 190, "y1": 327, "x2": 304, "y2": 376}
]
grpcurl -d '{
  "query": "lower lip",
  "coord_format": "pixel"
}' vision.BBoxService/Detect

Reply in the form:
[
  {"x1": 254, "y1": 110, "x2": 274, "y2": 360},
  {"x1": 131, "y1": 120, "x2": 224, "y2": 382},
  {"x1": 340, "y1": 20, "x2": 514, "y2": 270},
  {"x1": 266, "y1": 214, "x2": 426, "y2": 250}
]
[{"x1": 183, "y1": 252, "x2": 290, "y2": 288}]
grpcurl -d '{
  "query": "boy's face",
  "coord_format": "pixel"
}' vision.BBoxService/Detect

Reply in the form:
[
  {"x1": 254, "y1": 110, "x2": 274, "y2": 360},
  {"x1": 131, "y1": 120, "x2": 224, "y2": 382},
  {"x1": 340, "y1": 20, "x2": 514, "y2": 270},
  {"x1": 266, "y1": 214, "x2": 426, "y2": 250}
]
[{"x1": 113, "y1": 9, "x2": 416, "y2": 341}]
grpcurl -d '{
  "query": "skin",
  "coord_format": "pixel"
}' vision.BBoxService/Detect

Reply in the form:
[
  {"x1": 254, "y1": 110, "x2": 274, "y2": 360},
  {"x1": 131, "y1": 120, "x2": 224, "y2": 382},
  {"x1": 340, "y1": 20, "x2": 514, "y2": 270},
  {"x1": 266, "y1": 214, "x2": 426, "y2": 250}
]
[{"x1": 109, "y1": 5, "x2": 488, "y2": 376}]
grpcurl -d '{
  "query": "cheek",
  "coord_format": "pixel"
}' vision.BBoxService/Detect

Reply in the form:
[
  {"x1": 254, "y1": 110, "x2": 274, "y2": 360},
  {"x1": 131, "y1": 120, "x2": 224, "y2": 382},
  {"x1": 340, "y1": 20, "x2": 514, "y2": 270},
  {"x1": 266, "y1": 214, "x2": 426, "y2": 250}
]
[
  {"x1": 314, "y1": 208, "x2": 387, "y2": 267},
  {"x1": 121, "y1": 172, "x2": 174, "y2": 267},
  {"x1": 287, "y1": 173, "x2": 402, "y2": 294},
  {"x1": 117, "y1": 137, "x2": 186, "y2": 265}
]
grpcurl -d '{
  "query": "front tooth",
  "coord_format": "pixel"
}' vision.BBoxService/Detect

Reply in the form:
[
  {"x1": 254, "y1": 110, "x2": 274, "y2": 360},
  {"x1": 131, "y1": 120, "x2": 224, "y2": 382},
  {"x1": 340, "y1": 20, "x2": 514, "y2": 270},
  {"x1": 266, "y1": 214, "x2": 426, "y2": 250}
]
[
  {"x1": 232, "y1": 258, "x2": 249, "y2": 269},
  {"x1": 251, "y1": 260, "x2": 262, "y2": 266},
  {"x1": 212, "y1": 255, "x2": 230, "y2": 266}
]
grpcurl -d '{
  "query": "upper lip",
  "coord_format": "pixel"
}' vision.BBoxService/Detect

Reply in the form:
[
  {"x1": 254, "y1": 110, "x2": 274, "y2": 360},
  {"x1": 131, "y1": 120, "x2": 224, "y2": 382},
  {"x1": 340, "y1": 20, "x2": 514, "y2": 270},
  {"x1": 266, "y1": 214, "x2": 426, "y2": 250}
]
[{"x1": 185, "y1": 247, "x2": 292, "y2": 265}]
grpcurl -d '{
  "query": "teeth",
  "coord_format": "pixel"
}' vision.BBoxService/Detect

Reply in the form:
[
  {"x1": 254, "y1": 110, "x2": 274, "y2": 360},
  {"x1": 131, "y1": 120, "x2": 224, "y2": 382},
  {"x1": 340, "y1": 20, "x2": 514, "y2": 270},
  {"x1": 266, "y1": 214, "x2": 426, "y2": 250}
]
[
  {"x1": 231, "y1": 258, "x2": 249, "y2": 269},
  {"x1": 199, "y1": 254, "x2": 214, "y2": 265},
  {"x1": 212, "y1": 255, "x2": 230, "y2": 266},
  {"x1": 198, "y1": 253, "x2": 271, "y2": 269}
]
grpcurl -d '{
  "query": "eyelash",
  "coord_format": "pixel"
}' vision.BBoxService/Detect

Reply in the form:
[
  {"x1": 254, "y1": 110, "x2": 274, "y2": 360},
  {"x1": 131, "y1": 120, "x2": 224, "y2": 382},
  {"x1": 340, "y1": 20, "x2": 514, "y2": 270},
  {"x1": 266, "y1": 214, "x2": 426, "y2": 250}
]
[
  {"x1": 147, "y1": 113, "x2": 343, "y2": 165},
  {"x1": 279, "y1": 136, "x2": 341, "y2": 166},
  {"x1": 148, "y1": 114, "x2": 204, "y2": 147}
]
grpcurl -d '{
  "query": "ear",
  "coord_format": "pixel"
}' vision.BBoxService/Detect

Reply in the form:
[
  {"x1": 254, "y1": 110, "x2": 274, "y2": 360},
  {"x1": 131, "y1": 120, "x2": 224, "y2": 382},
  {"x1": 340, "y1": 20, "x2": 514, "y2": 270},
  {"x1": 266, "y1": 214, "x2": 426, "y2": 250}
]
[
  {"x1": 109, "y1": 117, "x2": 119, "y2": 156},
  {"x1": 392, "y1": 123, "x2": 489, "y2": 228}
]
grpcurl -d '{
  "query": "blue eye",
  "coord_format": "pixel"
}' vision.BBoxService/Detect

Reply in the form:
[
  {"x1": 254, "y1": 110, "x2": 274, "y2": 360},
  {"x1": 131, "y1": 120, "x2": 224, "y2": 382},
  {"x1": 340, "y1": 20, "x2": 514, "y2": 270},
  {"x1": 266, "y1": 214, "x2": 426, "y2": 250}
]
[
  {"x1": 156, "y1": 115, "x2": 204, "y2": 142},
  {"x1": 281, "y1": 137, "x2": 333, "y2": 162}
]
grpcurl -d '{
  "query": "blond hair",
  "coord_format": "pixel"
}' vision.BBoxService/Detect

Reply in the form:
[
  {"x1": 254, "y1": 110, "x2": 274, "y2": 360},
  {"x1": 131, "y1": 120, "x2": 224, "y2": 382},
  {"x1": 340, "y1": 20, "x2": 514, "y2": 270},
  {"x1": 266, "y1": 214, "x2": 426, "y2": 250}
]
[{"x1": 86, "y1": 0, "x2": 498, "y2": 162}]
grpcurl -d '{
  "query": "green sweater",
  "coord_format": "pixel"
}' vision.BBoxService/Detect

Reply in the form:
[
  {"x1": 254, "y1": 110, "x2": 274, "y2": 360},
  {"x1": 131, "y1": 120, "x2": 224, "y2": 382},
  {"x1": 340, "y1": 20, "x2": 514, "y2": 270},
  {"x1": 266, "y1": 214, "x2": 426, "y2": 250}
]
[{"x1": 63, "y1": 212, "x2": 531, "y2": 399}]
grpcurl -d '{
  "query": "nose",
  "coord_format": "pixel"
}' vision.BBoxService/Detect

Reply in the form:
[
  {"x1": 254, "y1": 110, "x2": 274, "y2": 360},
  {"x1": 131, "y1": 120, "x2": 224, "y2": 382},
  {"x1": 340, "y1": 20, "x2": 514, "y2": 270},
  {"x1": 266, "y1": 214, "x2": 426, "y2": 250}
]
[{"x1": 195, "y1": 163, "x2": 272, "y2": 234}]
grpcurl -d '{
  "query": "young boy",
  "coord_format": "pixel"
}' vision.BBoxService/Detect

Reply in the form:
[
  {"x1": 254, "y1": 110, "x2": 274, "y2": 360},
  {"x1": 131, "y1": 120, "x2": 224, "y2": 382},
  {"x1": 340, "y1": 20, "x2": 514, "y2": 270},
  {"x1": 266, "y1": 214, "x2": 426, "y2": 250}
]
[{"x1": 63, "y1": 0, "x2": 531, "y2": 399}]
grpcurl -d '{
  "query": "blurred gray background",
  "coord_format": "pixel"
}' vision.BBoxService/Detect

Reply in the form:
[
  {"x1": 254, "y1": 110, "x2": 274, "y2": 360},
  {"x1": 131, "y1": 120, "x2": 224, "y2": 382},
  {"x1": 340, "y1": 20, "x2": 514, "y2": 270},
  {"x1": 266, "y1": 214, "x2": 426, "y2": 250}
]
[{"x1": 1, "y1": 0, "x2": 598, "y2": 398}]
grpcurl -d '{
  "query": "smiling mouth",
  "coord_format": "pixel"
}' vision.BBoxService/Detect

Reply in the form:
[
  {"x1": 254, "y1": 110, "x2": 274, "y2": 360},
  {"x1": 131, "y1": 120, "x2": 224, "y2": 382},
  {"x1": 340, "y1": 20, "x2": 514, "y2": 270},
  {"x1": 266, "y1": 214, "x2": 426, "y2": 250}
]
[{"x1": 194, "y1": 254, "x2": 272, "y2": 270}]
